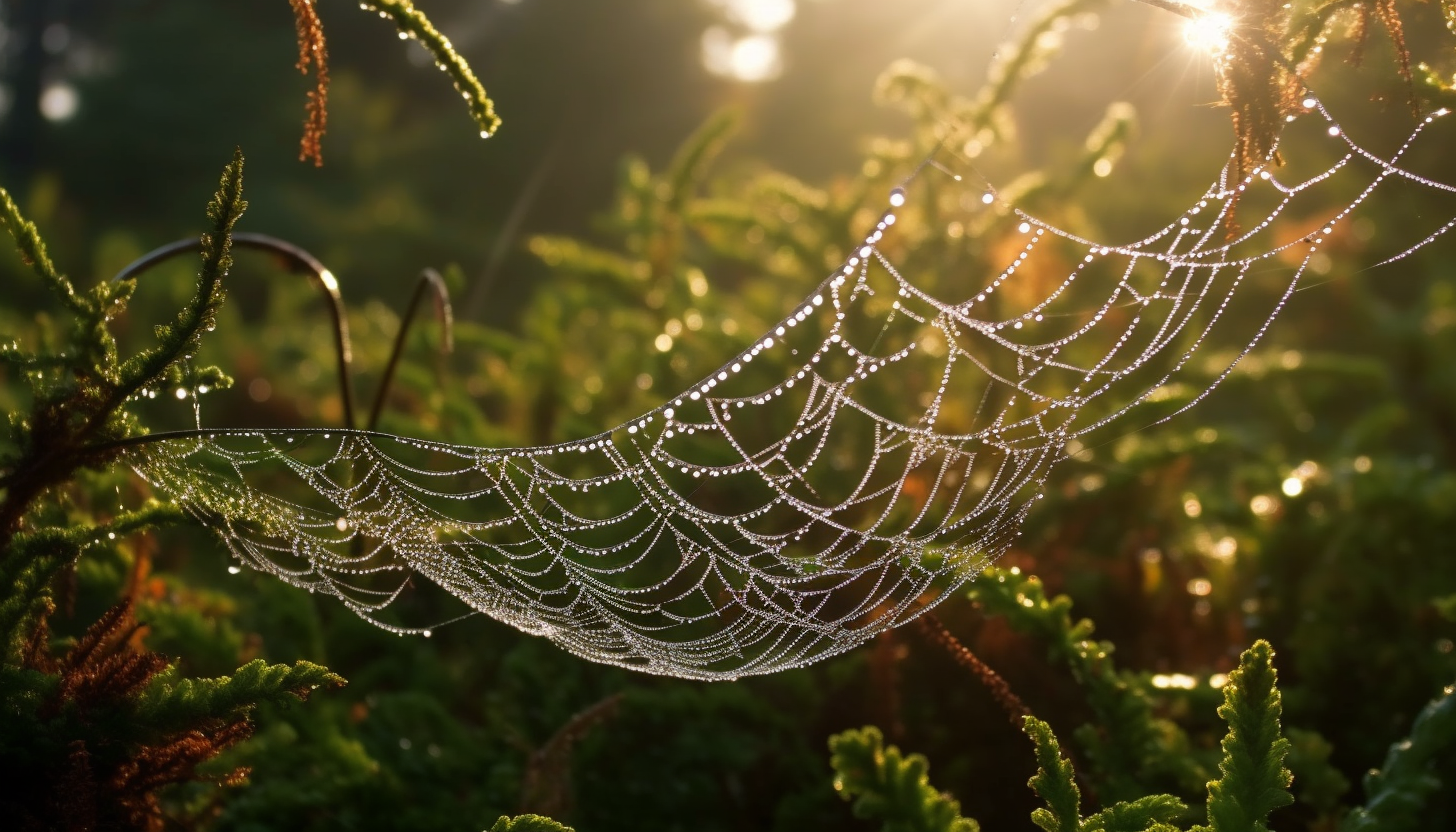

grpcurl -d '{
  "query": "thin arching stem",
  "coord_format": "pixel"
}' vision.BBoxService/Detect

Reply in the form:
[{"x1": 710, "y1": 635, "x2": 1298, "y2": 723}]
[
  {"x1": 367, "y1": 268, "x2": 455, "y2": 431},
  {"x1": 113, "y1": 232, "x2": 358, "y2": 429}
]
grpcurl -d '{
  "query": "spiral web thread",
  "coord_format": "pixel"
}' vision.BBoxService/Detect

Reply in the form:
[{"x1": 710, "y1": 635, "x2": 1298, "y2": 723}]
[{"x1": 127, "y1": 95, "x2": 1456, "y2": 680}]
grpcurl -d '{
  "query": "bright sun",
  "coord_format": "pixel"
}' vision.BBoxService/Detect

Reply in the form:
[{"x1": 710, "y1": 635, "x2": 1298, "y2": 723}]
[{"x1": 1184, "y1": 11, "x2": 1233, "y2": 54}]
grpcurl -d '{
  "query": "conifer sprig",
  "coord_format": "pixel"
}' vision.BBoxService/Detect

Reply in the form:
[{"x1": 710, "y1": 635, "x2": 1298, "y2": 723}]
[
  {"x1": 358, "y1": 0, "x2": 502, "y2": 138},
  {"x1": 969, "y1": 568, "x2": 1207, "y2": 802},
  {"x1": 1195, "y1": 640, "x2": 1294, "y2": 832},
  {"x1": 1343, "y1": 681, "x2": 1456, "y2": 832},
  {"x1": 488, "y1": 815, "x2": 575, "y2": 832},
  {"x1": 828, "y1": 726, "x2": 982, "y2": 832},
  {"x1": 114, "y1": 149, "x2": 245, "y2": 414},
  {"x1": 1026, "y1": 717, "x2": 1083, "y2": 832},
  {"x1": 0, "y1": 187, "x2": 88, "y2": 317},
  {"x1": 135, "y1": 659, "x2": 344, "y2": 735},
  {"x1": 1024, "y1": 716, "x2": 1188, "y2": 832}
]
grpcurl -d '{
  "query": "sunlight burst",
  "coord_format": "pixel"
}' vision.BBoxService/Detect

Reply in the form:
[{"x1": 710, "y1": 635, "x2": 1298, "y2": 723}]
[{"x1": 1183, "y1": 11, "x2": 1232, "y2": 55}]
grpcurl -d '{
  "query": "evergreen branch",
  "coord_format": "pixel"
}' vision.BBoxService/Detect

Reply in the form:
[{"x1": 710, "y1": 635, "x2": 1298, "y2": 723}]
[
  {"x1": 828, "y1": 726, "x2": 981, "y2": 832},
  {"x1": 132, "y1": 658, "x2": 344, "y2": 735},
  {"x1": 1025, "y1": 716, "x2": 1082, "y2": 832},
  {"x1": 973, "y1": 0, "x2": 1112, "y2": 135},
  {"x1": 1342, "y1": 681, "x2": 1456, "y2": 832},
  {"x1": 968, "y1": 568, "x2": 1206, "y2": 802},
  {"x1": 0, "y1": 531, "x2": 79, "y2": 653},
  {"x1": 114, "y1": 150, "x2": 246, "y2": 415},
  {"x1": 489, "y1": 815, "x2": 575, "y2": 832},
  {"x1": 528, "y1": 235, "x2": 649, "y2": 288},
  {"x1": 0, "y1": 503, "x2": 187, "y2": 652},
  {"x1": 664, "y1": 109, "x2": 739, "y2": 211},
  {"x1": 358, "y1": 0, "x2": 501, "y2": 138},
  {"x1": 1195, "y1": 640, "x2": 1293, "y2": 832},
  {"x1": 1082, "y1": 794, "x2": 1188, "y2": 832},
  {"x1": 0, "y1": 186, "x2": 89, "y2": 317},
  {"x1": 1286, "y1": 0, "x2": 1363, "y2": 67}
]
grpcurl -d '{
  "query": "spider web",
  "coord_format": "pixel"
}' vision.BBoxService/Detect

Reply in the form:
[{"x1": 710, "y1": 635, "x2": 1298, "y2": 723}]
[{"x1": 125, "y1": 95, "x2": 1456, "y2": 680}]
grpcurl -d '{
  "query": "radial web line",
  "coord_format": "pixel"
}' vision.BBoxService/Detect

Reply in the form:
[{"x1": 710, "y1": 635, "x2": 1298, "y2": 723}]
[{"x1": 126, "y1": 94, "x2": 1456, "y2": 680}]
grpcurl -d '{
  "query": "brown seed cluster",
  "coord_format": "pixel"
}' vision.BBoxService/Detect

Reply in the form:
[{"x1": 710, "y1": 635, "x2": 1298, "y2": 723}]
[
  {"x1": 290, "y1": 0, "x2": 330, "y2": 166},
  {"x1": 1216, "y1": 0, "x2": 1301, "y2": 191}
]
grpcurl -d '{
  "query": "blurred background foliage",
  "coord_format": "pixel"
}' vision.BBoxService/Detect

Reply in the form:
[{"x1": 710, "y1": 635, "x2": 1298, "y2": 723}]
[{"x1": 4, "y1": 0, "x2": 1456, "y2": 829}]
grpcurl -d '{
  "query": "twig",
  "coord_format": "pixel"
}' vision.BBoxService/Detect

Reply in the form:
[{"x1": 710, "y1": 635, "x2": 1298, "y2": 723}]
[
  {"x1": 914, "y1": 613, "x2": 1032, "y2": 726},
  {"x1": 518, "y1": 693, "x2": 623, "y2": 818},
  {"x1": 367, "y1": 268, "x2": 454, "y2": 431},
  {"x1": 1130, "y1": 0, "x2": 1203, "y2": 21}
]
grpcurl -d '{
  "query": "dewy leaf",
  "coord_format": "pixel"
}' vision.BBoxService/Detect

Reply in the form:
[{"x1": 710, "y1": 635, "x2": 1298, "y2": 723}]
[{"x1": 120, "y1": 96, "x2": 1456, "y2": 680}]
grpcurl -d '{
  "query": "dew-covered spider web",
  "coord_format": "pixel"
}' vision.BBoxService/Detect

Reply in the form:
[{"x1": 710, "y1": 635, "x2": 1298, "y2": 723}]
[{"x1": 125, "y1": 94, "x2": 1456, "y2": 680}]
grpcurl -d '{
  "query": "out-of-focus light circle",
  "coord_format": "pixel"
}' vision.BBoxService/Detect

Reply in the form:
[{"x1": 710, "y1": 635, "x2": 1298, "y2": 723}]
[
  {"x1": 1281, "y1": 476, "x2": 1303, "y2": 497},
  {"x1": 717, "y1": 0, "x2": 796, "y2": 33},
  {"x1": 1183, "y1": 12, "x2": 1231, "y2": 54},
  {"x1": 701, "y1": 27, "x2": 782, "y2": 83},
  {"x1": 41, "y1": 23, "x2": 70, "y2": 55},
  {"x1": 40, "y1": 83, "x2": 79, "y2": 122}
]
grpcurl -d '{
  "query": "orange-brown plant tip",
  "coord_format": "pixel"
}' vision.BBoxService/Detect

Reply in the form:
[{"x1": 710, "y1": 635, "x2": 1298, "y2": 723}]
[{"x1": 290, "y1": 0, "x2": 330, "y2": 166}]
